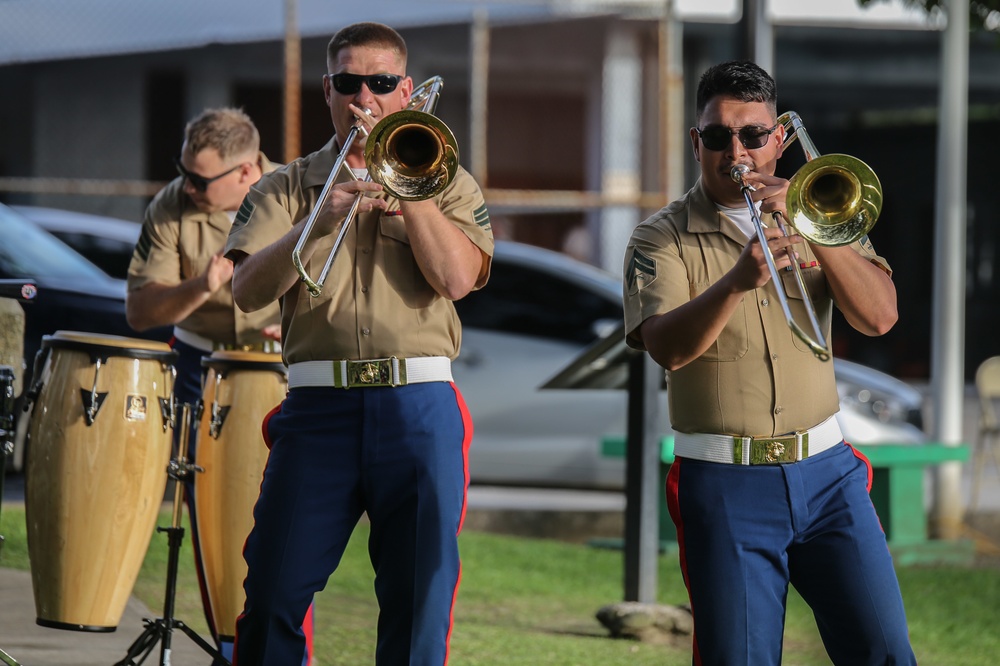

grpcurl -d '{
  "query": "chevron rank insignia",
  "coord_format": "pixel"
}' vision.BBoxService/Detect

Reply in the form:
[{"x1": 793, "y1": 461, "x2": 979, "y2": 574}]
[
  {"x1": 473, "y1": 204, "x2": 491, "y2": 230},
  {"x1": 232, "y1": 197, "x2": 256, "y2": 232},
  {"x1": 626, "y1": 247, "x2": 656, "y2": 295}
]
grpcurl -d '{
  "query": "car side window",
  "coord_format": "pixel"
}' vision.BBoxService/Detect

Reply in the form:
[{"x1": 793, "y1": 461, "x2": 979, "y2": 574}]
[
  {"x1": 0, "y1": 208, "x2": 110, "y2": 281},
  {"x1": 455, "y1": 261, "x2": 621, "y2": 345},
  {"x1": 49, "y1": 231, "x2": 134, "y2": 279}
]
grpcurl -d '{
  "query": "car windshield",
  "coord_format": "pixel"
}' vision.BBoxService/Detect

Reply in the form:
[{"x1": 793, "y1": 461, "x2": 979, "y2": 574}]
[
  {"x1": 0, "y1": 205, "x2": 111, "y2": 281},
  {"x1": 455, "y1": 257, "x2": 622, "y2": 345}
]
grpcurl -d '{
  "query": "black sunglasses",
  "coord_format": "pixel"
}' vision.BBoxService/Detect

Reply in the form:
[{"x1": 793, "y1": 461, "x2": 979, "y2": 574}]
[
  {"x1": 695, "y1": 123, "x2": 779, "y2": 151},
  {"x1": 327, "y1": 73, "x2": 402, "y2": 96},
  {"x1": 173, "y1": 157, "x2": 244, "y2": 192}
]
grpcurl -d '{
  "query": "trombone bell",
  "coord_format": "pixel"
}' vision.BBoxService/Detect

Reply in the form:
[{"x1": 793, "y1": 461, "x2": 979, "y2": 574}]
[
  {"x1": 786, "y1": 153, "x2": 882, "y2": 247},
  {"x1": 365, "y1": 109, "x2": 459, "y2": 201}
]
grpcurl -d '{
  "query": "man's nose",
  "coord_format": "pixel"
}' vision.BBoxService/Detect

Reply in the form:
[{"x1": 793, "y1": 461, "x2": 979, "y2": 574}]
[
  {"x1": 726, "y1": 132, "x2": 746, "y2": 157},
  {"x1": 355, "y1": 83, "x2": 377, "y2": 106}
]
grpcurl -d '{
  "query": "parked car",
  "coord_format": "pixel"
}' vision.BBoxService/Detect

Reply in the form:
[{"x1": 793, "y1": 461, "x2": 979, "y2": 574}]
[
  {"x1": 10, "y1": 205, "x2": 141, "y2": 279},
  {"x1": 0, "y1": 203, "x2": 169, "y2": 471},
  {"x1": 453, "y1": 240, "x2": 927, "y2": 490}
]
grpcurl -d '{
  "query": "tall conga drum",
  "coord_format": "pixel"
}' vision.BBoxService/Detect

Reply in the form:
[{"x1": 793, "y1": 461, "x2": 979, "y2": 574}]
[
  {"x1": 194, "y1": 350, "x2": 286, "y2": 644},
  {"x1": 24, "y1": 331, "x2": 176, "y2": 631}
]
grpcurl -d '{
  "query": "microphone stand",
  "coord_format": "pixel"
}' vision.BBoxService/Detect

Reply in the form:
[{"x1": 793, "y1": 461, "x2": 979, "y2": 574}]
[{"x1": 114, "y1": 403, "x2": 229, "y2": 666}]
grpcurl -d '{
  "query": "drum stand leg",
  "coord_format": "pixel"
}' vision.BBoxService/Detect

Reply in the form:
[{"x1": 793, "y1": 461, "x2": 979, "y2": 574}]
[
  {"x1": 114, "y1": 404, "x2": 229, "y2": 666},
  {"x1": 2, "y1": 398, "x2": 22, "y2": 666}
]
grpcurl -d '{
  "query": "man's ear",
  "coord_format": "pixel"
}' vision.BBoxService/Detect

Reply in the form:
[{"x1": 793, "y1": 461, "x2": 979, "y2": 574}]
[
  {"x1": 689, "y1": 128, "x2": 702, "y2": 163},
  {"x1": 322, "y1": 74, "x2": 333, "y2": 106},
  {"x1": 774, "y1": 122, "x2": 786, "y2": 159},
  {"x1": 400, "y1": 76, "x2": 414, "y2": 108}
]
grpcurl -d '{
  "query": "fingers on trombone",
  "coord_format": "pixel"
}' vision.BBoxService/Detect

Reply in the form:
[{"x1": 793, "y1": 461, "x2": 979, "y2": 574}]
[
  {"x1": 350, "y1": 180, "x2": 383, "y2": 194},
  {"x1": 349, "y1": 104, "x2": 378, "y2": 131},
  {"x1": 361, "y1": 197, "x2": 388, "y2": 213}
]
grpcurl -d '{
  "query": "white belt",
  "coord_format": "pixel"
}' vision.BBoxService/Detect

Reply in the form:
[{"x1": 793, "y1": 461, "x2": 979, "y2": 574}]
[
  {"x1": 287, "y1": 357, "x2": 452, "y2": 389},
  {"x1": 173, "y1": 326, "x2": 281, "y2": 353},
  {"x1": 173, "y1": 326, "x2": 214, "y2": 352},
  {"x1": 674, "y1": 415, "x2": 844, "y2": 465}
]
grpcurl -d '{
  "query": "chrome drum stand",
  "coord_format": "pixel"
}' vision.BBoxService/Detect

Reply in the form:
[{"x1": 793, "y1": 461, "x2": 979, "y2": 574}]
[{"x1": 114, "y1": 403, "x2": 229, "y2": 666}]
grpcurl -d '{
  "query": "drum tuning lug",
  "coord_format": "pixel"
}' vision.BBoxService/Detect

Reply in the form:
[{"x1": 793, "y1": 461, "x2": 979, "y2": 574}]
[
  {"x1": 209, "y1": 405, "x2": 230, "y2": 440},
  {"x1": 79, "y1": 388, "x2": 108, "y2": 426},
  {"x1": 159, "y1": 397, "x2": 174, "y2": 432}
]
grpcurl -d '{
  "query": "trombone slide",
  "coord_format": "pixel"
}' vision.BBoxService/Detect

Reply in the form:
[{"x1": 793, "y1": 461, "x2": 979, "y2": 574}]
[{"x1": 732, "y1": 165, "x2": 831, "y2": 362}]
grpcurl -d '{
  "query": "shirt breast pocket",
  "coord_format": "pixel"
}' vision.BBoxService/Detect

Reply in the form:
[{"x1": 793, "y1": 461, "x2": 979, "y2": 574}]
[
  {"x1": 378, "y1": 212, "x2": 426, "y2": 298},
  {"x1": 779, "y1": 265, "x2": 829, "y2": 354},
  {"x1": 692, "y1": 281, "x2": 749, "y2": 362},
  {"x1": 378, "y1": 213, "x2": 409, "y2": 244}
]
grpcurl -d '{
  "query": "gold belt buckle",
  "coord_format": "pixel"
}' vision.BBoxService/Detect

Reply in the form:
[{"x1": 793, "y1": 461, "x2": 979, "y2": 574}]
[
  {"x1": 735, "y1": 432, "x2": 809, "y2": 465},
  {"x1": 345, "y1": 357, "x2": 406, "y2": 387}
]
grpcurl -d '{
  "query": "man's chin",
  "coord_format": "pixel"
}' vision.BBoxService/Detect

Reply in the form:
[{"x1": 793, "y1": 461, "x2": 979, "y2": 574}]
[{"x1": 190, "y1": 198, "x2": 219, "y2": 214}]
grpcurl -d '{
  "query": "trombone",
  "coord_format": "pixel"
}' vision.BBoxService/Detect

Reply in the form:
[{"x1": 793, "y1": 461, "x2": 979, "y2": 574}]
[
  {"x1": 291, "y1": 76, "x2": 459, "y2": 297},
  {"x1": 730, "y1": 110, "x2": 883, "y2": 362}
]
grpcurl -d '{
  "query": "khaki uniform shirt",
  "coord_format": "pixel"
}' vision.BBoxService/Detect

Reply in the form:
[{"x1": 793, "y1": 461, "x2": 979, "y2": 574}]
[
  {"x1": 127, "y1": 153, "x2": 281, "y2": 347},
  {"x1": 224, "y1": 139, "x2": 494, "y2": 366},
  {"x1": 623, "y1": 178, "x2": 891, "y2": 438}
]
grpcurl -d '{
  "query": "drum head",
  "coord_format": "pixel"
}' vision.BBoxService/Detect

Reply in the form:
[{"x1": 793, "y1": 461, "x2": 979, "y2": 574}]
[
  {"x1": 208, "y1": 349, "x2": 283, "y2": 364},
  {"x1": 43, "y1": 330, "x2": 175, "y2": 362},
  {"x1": 202, "y1": 350, "x2": 286, "y2": 376}
]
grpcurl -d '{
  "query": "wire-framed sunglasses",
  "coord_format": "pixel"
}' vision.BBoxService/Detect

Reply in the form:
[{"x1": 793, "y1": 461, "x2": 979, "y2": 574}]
[
  {"x1": 695, "y1": 123, "x2": 779, "y2": 151},
  {"x1": 173, "y1": 157, "x2": 244, "y2": 192},
  {"x1": 327, "y1": 73, "x2": 403, "y2": 96}
]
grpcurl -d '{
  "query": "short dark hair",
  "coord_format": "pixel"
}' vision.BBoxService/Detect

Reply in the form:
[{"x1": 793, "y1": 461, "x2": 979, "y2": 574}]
[
  {"x1": 327, "y1": 22, "x2": 407, "y2": 70},
  {"x1": 695, "y1": 60, "x2": 777, "y2": 120}
]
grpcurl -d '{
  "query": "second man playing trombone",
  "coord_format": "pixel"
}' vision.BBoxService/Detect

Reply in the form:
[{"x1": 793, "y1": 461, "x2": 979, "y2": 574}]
[
  {"x1": 623, "y1": 59, "x2": 914, "y2": 665},
  {"x1": 223, "y1": 21, "x2": 493, "y2": 666}
]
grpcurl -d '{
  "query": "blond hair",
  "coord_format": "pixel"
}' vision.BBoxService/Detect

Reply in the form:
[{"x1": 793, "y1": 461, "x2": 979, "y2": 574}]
[{"x1": 183, "y1": 107, "x2": 260, "y2": 161}]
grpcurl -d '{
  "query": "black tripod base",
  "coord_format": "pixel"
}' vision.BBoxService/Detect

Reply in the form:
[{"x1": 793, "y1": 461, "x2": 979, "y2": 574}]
[{"x1": 114, "y1": 616, "x2": 229, "y2": 666}]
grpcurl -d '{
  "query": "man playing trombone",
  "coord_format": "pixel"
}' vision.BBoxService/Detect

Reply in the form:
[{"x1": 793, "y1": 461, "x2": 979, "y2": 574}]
[
  {"x1": 622, "y1": 60, "x2": 915, "y2": 664},
  {"x1": 224, "y1": 22, "x2": 493, "y2": 665}
]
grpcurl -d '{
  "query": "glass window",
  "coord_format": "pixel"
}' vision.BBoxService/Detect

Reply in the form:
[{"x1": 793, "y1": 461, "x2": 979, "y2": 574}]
[{"x1": 0, "y1": 206, "x2": 110, "y2": 281}]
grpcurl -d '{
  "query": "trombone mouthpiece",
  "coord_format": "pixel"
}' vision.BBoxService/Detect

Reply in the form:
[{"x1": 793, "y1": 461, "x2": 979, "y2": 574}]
[
  {"x1": 731, "y1": 164, "x2": 750, "y2": 183},
  {"x1": 353, "y1": 107, "x2": 374, "y2": 133}
]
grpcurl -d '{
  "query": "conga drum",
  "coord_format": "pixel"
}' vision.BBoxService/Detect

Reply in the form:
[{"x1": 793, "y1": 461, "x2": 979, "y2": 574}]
[
  {"x1": 194, "y1": 350, "x2": 286, "y2": 644},
  {"x1": 24, "y1": 331, "x2": 176, "y2": 631}
]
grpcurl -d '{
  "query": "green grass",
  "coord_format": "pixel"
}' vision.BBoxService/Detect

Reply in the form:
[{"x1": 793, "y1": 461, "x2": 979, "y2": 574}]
[{"x1": 2, "y1": 504, "x2": 999, "y2": 665}]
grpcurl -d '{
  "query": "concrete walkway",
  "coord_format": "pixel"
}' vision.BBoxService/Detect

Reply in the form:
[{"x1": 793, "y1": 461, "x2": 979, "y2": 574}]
[{"x1": 0, "y1": 567, "x2": 212, "y2": 666}]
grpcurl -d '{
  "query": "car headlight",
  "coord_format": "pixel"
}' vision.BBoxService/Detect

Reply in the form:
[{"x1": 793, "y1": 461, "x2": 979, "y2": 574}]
[{"x1": 837, "y1": 380, "x2": 923, "y2": 430}]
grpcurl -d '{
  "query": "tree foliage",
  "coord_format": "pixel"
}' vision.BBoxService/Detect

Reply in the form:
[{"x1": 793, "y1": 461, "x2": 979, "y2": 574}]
[{"x1": 857, "y1": 0, "x2": 1000, "y2": 31}]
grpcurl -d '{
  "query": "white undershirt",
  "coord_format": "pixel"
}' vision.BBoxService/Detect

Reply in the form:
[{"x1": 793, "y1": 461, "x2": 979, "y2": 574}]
[{"x1": 718, "y1": 202, "x2": 761, "y2": 239}]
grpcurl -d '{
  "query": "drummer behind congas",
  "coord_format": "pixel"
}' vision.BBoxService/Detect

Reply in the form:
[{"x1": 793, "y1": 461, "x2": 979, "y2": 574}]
[
  {"x1": 124, "y1": 107, "x2": 293, "y2": 662},
  {"x1": 126, "y1": 107, "x2": 281, "y2": 384}
]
